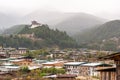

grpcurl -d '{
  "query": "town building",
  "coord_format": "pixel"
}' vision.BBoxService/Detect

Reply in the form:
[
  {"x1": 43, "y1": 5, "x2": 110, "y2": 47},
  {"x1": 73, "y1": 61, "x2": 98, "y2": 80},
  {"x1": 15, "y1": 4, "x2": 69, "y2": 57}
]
[
  {"x1": 79, "y1": 62, "x2": 112, "y2": 77},
  {"x1": 42, "y1": 61, "x2": 64, "y2": 68},
  {"x1": 99, "y1": 52, "x2": 120, "y2": 80},
  {"x1": 64, "y1": 62, "x2": 86, "y2": 75},
  {"x1": 44, "y1": 74, "x2": 77, "y2": 80},
  {"x1": 9, "y1": 56, "x2": 33, "y2": 66},
  {"x1": 0, "y1": 62, "x2": 20, "y2": 72},
  {"x1": 9, "y1": 52, "x2": 22, "y2": 58},
  {"x1": 30, "y1": 21, "x2": 42, "y2": 28},
  {"x1": 64, "y1": 61, "x2": 112, "y2": 78},
  {"x1": 18, "y1": 47, "x2": 27, "y2": 54},
  {"x1": 51, "y1": 51, "x2": 66, "y2": 59},
  {"x1": 96, "y1": 67, "x2": 116, "y2": 80}
]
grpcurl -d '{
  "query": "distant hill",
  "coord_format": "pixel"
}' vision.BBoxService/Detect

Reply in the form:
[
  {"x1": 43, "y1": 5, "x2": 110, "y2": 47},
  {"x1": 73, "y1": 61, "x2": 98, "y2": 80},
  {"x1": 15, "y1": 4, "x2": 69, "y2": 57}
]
[
  {"x1": 3, "y1": 24, "x2": 28, "y2": 34},
  {"x1": 0, "y1": 12, "x2": 20, "y2": 30},
  {"x1": 74, "y1": 20, "x2": 120, "y2": 51},
  {"x1": 55, "y1": 13, "x2": 106, "y2": 35},
  {"x1": 21, "y1": 11, "x2": 106, "y2": 35},
  {"x1": 22, "y1": 10, "x2": 74, "y2": 26},
  {"x1": 1, "y1": 23, "x2": 77, "y2": 49},
  {"x1": 3, "y1": 12, "x2": 106, "y2": 35},
  {"x1": 75, "y1": 20, "x2": 120, "y2": 42},
  {"x1": 0, "y1": 10, "x2": 107, "y2": 35}
]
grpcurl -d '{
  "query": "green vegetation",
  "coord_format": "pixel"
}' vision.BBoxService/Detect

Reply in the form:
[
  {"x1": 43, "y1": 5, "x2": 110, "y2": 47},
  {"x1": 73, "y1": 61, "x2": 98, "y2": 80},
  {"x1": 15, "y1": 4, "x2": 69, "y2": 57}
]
[
  {"x1": 75, "y1": 20, "x2": 120, "y2": 43},
  {"x1": 1, "y1": 24, "x2": 77, "y2": 49},
  {"x1": 20, "y1": 66, "x2": 30, "y2": 74},
  {"x1": 16, "y1": 68, "x2": 43, "y2": 80},
  {"x1": 23, "y1": 49, "x2": 50, "y2": 59},
  {"x1": 3, "y1": 24, "x2": 28, "y2": 34},
  {"x1": 23, "y1": 50, "x2": 34, "y2": 57},
  {"x1": 41, "y1": 67, "x2": 65, "y2": 75},
  {"x1": 0, "y1": 35, "x2": 37, "y2": 49},
  {"x1": 19, "y1": 24, "x2": 77, "y2": 48},
  {"x1": 15, "y1": 67, "x2": 65, "y2": 80},
  {"x1": 74, "y1": 20, "x2": 120, "y2": 51},
  {"x1": 101, "y1": 40, "x2": 117, "y2": 51}
]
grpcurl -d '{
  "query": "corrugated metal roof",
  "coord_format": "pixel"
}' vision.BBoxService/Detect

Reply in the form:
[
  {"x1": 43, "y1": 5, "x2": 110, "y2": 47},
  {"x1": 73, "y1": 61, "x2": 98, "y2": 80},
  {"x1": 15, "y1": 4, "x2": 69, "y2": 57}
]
[
  {"x1": 64, "y1": 62, "x2": 86, "y2": 66},
  {"x1": 81, "y1": 63, "x2": 111, "y2": 67}
]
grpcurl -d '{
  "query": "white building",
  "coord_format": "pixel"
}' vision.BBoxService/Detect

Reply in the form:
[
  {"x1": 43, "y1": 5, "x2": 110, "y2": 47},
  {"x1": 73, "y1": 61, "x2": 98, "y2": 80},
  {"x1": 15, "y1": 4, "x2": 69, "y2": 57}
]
[
  {"x1": 64, "y1": 62, "x2": 112, "y2": 76},
  {"x1": 64, "y1": 62, "x2": 86, "y2": 75},
  {"x1": 30, "y1": 21, "x2": 42, "y2": 28},
  {"x1": 0, "y1": 62, "x2": 20, "y2": 72}
]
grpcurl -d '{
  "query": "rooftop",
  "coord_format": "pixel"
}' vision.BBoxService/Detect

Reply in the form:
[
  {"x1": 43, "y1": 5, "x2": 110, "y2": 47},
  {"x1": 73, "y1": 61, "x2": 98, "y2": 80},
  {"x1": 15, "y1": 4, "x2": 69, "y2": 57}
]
[
  {"x1": 96, "y1": 67, "x2": 116, "y2": 71},
  {"x1": 2, "y1": 62, "x2": 13, "y2": 66},
  {"x1": 28, "y1": 66, "x2": 40, "y2": 70},
  {"x1": 4, "y1": 66, "x2": 20, "y2": 69},
  {"x1": 9, "y1": 59, "x2": 24, "y2": 62},
  {"x1": 99, "y1": 52, "x2": 120, "y2": 60},
  {"x1": 81, "y1": 63, "x2": 112, "y2": 67},
  {"x1": 42, "y1": 61, "x2": 64, "y2": 65},
  {"x1": 64, "y1": 62, "x2": 86, "y2": 66},
  {"x1": 57, "y1": 74, "x2": 77, "y2": 78}
]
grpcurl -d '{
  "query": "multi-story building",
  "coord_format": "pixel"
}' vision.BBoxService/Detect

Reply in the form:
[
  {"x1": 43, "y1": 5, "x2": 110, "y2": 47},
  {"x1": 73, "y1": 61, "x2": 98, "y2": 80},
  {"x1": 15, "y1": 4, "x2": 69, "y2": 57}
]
[
  {"x1": 64, "y1": 62, "x2": 86, "y2": 75},
  {"x1": 96, "y1": 67, "x2": 116, "y2": 80},
  {"x1": 9, "y1": 56, "x2": 33, "y2": 66},
  {"x1": 79, "y1": 62, "x2": 112, "y2": 77},
  {"x1": 42, "y1": 61, "x2": 64, "y2": 68},
  {"x1": 64, "y1": 62, "x2": 112, "y2": 77}
]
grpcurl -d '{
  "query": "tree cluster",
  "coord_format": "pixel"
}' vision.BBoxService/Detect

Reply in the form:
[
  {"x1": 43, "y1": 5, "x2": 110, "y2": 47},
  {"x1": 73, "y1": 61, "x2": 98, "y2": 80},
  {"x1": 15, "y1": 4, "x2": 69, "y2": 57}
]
[{"x1": 1, "y1": 25, "x2": 77, "y2": 49}]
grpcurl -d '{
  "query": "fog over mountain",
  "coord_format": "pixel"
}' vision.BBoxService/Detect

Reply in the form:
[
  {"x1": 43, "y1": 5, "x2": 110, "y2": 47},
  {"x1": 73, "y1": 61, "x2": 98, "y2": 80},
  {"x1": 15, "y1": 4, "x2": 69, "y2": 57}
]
[
  {"x1": 1, "y1": 10, "x2": 108, "y2": 35},
  {"x1": 0, "y1": 12, "x2": 19, "y2": 30},
  {"x1": 21, "y1": 10, "x2": 74, "y2": 27},
  {"x1": 74, "y1": 20, "x2": 120, "y2": 43},
  {"x1": 0, "y1": 0, "x2": 120, "y2": 35},
  {"x1": 54, "y1": 13, "x2": 106, "y2": 35},
  {"x1": 0, "y1": 0, "x2": 119, "y2": 28}
]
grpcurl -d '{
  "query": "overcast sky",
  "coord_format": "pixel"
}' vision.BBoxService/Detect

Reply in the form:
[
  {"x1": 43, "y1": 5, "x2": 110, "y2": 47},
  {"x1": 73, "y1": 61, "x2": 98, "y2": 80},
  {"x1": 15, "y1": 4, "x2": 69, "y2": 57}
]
[{"x1": 0, "y1": 0, "x2": 120, "y2": 19}]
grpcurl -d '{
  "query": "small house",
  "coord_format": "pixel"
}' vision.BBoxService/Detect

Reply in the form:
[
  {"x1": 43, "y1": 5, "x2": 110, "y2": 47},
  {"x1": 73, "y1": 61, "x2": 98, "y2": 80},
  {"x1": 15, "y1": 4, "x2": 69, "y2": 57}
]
[
  {"x1": 96, "y1": 67, "x2": 116, "y2": 80},
  {"x1": 99, "y1": 52, "x2": 120, "y2": 80}
]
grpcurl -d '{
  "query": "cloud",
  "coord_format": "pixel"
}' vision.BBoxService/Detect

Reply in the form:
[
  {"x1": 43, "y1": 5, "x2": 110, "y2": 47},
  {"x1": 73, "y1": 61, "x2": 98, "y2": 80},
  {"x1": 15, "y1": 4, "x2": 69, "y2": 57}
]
[{"x1": 0, "y1": 0, "x2": 119, "y2": 19}]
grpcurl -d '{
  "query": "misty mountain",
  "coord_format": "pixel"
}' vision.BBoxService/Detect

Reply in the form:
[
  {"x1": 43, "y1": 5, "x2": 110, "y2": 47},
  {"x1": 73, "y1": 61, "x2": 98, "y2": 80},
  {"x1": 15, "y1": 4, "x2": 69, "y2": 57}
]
[
  {"x1": 3, "y1": 24, "x2": 28, "y2": 34},
  {"x1": 0, "y1": 10, "x2": 73, "y2": 31},
  {"x1": 22, "y1": 10, "x2": 106, "y2": 35},
  {"x1": 74, "y1": 20, "x2": 120, "y2": 44},
  {"x1": 0, "y1": 12, "x2": 20, "y2": 30},
  {"x1": 55, "y1": 13, "x2": 106, "y2": 35},
  {"x1": 4, "y1": 10, "x2": 107, "y2": 34},
  {"x1": 0, "y1": 10, "x2": 107, "y2": 35},
  {"x1": 21, "y1": 10, "x2": 75, "y2": 27}
]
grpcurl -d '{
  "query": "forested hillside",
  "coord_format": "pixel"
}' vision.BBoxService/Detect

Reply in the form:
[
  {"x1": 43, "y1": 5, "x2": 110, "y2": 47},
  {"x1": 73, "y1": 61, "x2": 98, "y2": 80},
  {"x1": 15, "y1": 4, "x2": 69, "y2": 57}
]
[
  {"x1": 1, "y1": 24, "x2": 77, "y2": 49},
  {"x1": 74, "y1": 20, "x2": 120, "y2": 51},
  {"x1": 3, "y1": 25, "x2": 27, "y2": 34}
]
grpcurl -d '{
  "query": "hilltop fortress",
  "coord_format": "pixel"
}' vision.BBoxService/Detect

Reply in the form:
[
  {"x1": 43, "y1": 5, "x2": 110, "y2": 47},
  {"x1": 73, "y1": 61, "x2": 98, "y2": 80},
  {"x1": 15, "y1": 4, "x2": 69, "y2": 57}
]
[{"x1": 30, "y1": 21, "x2": 43, "y2": 28}]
